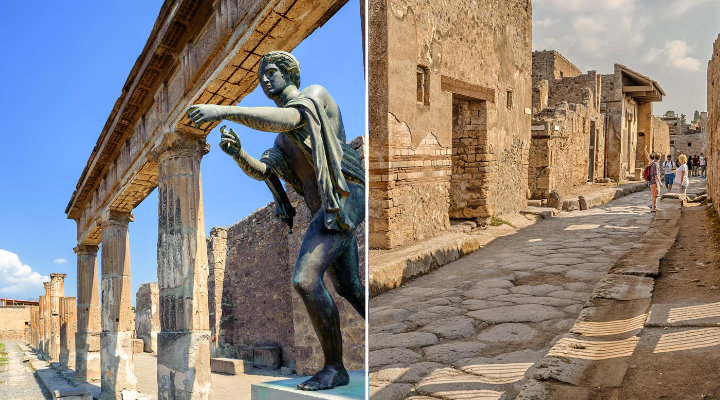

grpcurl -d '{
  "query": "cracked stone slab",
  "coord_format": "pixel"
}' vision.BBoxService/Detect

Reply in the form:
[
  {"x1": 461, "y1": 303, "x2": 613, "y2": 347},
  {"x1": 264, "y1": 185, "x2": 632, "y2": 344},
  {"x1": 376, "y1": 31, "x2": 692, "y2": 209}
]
[
  {"x1": 421, "y1": 316, "x2": 476, "y2": 339},
  {"x1": 370, "y1": 348, "x2": 423, "y2": 368},
  {"x1": 646, "y1": 302, "x2": 720, "y2": 327},
  {"x1": 591, "y1": 274, "x2": 655, "y2": 301},
  {"x1": 476, "y1": 323, "x2": 539, "y2": 342},
  {"x1": 370, "y1": 332, "x2": 439, "y2": 350}
]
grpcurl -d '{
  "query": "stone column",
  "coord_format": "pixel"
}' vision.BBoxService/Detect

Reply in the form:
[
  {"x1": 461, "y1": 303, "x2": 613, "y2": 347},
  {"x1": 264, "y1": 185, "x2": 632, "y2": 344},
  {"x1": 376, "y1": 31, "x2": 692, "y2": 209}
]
[
  {"x1": 60, "y1": 297, "x2": 77, "y2": 370},
  {"x1": 135, "y1": 283, "x2": 160, "y2": 354},
  {"x1": 100, "y1": 210, "x2": 137, "y2": 400},
  {"x1": 75, "y1": 244, "x2": 101, "y2": 382},
  {"x1": 49, "y1": 273, "x2": 66, "y2": 362},
  {"x1": 155, "y1": 131, "x2": 211, "y2": 400},
  {"x1": 43, "y1": 282, "x2": 51, "y2": 358}
]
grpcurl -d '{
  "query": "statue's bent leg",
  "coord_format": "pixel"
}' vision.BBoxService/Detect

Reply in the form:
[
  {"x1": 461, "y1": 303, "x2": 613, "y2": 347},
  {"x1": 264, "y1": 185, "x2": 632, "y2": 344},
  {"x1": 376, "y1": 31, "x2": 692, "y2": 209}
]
[
  {"x1": 328, "y1": 234, "x2": 365, "y2": 318},
  {"x1": 292, "y1": 211, "x2": 351, "y2": 391}
]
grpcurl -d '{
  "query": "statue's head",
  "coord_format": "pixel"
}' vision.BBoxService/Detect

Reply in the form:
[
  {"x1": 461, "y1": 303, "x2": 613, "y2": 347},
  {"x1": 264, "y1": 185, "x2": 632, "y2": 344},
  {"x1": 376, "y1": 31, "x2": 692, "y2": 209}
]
[{"x1": 258, "y1": 51, "x2": 300, "y2": 98}]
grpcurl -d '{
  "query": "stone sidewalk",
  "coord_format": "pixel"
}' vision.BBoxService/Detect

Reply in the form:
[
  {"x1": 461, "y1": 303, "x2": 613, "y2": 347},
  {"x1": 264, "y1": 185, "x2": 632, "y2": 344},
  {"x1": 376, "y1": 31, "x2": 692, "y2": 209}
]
[
  {"x1": 369, "y1": 181, "x2": 648, "y2": 297},
  {"x1": 0, "y1": 340, "x2": 49, "y2": 400},
  {"x1": 369, "y1": 189, "x2": 655, "y2": 399}
]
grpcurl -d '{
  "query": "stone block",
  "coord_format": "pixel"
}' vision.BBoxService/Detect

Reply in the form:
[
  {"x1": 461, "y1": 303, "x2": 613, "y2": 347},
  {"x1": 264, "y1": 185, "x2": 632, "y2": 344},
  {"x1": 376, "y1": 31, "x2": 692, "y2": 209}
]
[
  {"x1": 156, "y1": 331, "x2": 211, "y2": 399},
  {"x1": 250, "y1": 370, "x2": 365, "y2": 400},
  {"x1": 210, "y1": 357, "x2": 250, "y2": 375},
  {"x1": 253, "y1": 345, "x2": 282, "y2": 369},
  {"x1": 591, "y1": 274, "x2": 655, "y2": 301},
  {"x1": 133, "y1": 339, "x2": 144, "y2": 353}
]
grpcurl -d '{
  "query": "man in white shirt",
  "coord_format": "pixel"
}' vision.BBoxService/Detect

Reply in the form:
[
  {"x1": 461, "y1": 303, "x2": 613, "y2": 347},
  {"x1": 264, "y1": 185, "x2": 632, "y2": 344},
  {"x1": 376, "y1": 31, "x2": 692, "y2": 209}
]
[
  {"x1": 662, "y1": 155, "x2": 675, "y2": 191},
  {"x1": 700, "y1": 153, "x2": 707, "y2": 177}
]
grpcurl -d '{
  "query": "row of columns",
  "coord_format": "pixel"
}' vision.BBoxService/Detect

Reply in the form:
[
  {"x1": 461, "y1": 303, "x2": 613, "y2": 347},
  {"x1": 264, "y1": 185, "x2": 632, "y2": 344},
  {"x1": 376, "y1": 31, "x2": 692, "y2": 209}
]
[
  {"x1": 68, "y1": 131, "x2": 212, "y2": 400},
  {"x1": 28, "y1": 273, "x2": 71, "y2": 370}
]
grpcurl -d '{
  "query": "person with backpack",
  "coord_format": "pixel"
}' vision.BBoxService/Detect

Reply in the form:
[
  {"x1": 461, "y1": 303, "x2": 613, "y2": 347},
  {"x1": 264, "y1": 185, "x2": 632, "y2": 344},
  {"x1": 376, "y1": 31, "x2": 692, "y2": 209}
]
[{"x1": 662, "y1": 155, "x2": 675, "y2": 191}]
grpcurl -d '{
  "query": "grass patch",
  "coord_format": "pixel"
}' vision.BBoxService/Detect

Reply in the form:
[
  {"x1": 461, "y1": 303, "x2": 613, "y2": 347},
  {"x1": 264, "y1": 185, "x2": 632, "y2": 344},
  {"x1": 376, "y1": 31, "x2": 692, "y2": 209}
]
[{"x1": 490, "y1": 214, "x2": 515, "y2": 228}]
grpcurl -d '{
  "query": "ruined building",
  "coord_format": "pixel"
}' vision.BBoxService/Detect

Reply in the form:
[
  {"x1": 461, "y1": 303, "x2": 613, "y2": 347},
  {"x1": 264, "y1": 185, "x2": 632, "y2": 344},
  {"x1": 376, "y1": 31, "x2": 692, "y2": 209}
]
[
  {"x1": 708, "y1": 33, "x2": 720, "y2": 215},
  {"x1": 666, "y1": 111, "x2": 708, "y2": 159},
  {"x1": 369, "y1": 0, "x2": 532, "y2": 248},
  {"x1": 600, "y1": 65, "x2": 665, "y2": 180},
  {"x1": 529, "y1": 51, "x2": 605, "y2": 198}
]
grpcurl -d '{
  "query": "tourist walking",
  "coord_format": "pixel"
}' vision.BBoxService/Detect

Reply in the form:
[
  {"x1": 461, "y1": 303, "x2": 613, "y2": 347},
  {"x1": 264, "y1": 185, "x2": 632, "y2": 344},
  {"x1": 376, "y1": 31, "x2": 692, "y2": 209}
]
[
  {"x1": 662, "y1": 155, "x2": 675, "y2": 191},
  {"x1": 700, "y1": 153, "x2": 707, "y2": 177},
  {"x1": 677, "y1": 154, "x2": 690, "y2": 204},
  {"x1": 647, "y1": 153, "x2": 662, "y2": 211}
]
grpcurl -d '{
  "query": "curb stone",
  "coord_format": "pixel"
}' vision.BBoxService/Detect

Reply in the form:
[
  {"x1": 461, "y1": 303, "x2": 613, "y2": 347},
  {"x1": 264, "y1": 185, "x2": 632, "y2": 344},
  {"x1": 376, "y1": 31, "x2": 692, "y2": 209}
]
[{"x1": 517, "y1": 198, "x2": 682, "y2": 400}]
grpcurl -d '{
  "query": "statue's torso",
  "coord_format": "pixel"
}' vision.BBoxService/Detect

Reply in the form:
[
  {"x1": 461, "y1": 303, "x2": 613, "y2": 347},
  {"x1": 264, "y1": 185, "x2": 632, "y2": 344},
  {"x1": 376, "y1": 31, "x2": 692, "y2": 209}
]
[{"x1": 278, "y1": 85, "x2": 345, "y2": 215}]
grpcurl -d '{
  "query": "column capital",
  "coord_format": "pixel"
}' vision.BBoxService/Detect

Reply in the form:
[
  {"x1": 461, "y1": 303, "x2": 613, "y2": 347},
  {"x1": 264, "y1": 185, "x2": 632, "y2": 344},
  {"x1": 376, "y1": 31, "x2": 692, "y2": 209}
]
[
  {"x1": 50, "y1": 273, "x2": 67, "y2": 281},
  {"x1": 43, "y1": 281, "x2": 51, "y2": 290},
  {"x1": 150, "y1": 129, "x2": 210, "y2": 162},
  {"x1": 74, "y1": 244, "x2": 99, "y2": 255},
  {"x1": 100, "y1": 209, "x2": 134, "y2": 227}
]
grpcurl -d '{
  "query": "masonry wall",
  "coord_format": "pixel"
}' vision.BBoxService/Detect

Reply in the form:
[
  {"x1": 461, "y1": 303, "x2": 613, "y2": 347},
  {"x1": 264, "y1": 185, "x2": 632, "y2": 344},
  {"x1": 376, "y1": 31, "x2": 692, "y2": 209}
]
[
  {"x1": 529, "y1": 102, "x2": 603, "y2": 198},
  {"x1": 532, "y1": 50, "x2": 582, "y2": 81},
  {"x1": 709, "y1": 34, "x2": 720, "y2": 214},
  {"x1": 369, "y1": 0, "x2": 532, "y2": 249},
  {"x1": 651, "y1": 116, "x2": 671, "y2": 158},
  {"x1": 0, "y1": 305, "x2": 31, "y2": 340},
  {"x1": 671, "y1": 133, "x2": 707, "y2": 159}
]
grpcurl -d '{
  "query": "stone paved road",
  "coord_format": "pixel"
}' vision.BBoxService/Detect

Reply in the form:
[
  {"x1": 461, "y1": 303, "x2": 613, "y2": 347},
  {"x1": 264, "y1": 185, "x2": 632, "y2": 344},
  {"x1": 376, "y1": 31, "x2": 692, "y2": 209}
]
[
  {"x1": 369, "y1": 190, "x2": 654, "y2": 400},
  {"x1": 0, "y1": 340, "x2": 49, "y2": 400}
]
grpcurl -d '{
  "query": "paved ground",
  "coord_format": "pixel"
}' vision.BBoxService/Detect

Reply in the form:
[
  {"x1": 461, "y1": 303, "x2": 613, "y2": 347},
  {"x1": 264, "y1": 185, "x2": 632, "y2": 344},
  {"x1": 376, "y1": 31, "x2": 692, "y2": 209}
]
[
  {"x1": 132, "y1": 352, "x2": 292, "y2": 399},
  {"x1": 369, "y1": 189, "x2": 655, "y2": 399},
  {"x1": 0, "y1": 340, "x2": 49, "y2": 400}
]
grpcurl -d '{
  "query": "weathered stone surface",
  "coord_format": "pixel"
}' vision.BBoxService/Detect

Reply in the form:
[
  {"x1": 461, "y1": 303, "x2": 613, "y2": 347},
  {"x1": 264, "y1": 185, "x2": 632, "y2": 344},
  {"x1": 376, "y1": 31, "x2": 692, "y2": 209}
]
[
  {"x1": 468, "y1": 304, "x2": 565, "y2": 323},
  {"x1": 210, "y1": 357, "x2": 250, "y2": 375},
  {"x1": 252, "y1": 345, "x2": 282, "y2": 370},
  {"x1": 371, "y1": 332, "x2": 439, "y2": 350},
  {"x1": 420, "y1": 317, "x2": 476, "y2": 339},
  {"x1": 476, "y1": 323, "x2": 538, "y2": 343},
  {"x1": 369, "y1": 348, "x2": 423, "y2": 368},
  {"x1": 135, "y1": 283, "x2": 159, "y2": 354},
  {"x1": 422, "y1": 342, "x2": 487, "y2": 364},
  {"x1": 592, "y1": 274, "x2": 655, "y2": 301}
]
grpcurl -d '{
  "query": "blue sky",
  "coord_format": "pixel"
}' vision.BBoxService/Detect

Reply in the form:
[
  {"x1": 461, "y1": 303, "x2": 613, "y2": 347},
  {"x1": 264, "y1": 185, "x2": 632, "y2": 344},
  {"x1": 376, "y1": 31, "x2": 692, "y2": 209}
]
[
  {"x1": 533, "y1": 0, "x2": 720, "y2": 118},
  {"x1": 0, "y1": 1, "x2": 365, "y2": 302}
]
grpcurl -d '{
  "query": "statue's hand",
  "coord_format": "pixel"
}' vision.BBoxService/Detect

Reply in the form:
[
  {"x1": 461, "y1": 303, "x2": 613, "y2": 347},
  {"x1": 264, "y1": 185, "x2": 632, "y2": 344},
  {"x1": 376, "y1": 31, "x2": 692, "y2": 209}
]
[
  {"x1": 219, "y1": 125, "x2": 241, "y2": 157},
  {"x1": 187, "y1": 104, "x2": 225, "y2": 128}
]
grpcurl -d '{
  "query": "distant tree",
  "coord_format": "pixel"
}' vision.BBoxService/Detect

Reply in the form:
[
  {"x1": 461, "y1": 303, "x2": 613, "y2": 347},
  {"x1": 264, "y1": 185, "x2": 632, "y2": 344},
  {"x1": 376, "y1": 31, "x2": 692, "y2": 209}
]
[
  {"x1": 693, "y1": 110, "x2": 700, "y2": 123},
  {"x1": 680, "y1": 114, "x2": 687, "y2": 125}
]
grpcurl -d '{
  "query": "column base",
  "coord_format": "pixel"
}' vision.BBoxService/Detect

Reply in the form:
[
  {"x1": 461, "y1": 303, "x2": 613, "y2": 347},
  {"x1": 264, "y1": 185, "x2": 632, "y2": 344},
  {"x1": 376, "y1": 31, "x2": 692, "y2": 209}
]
[
  {"x1": 100, "y1": 331, "x2": 137, "y2": 400},
  {"x1": 157, "y1": 331, "x2": 211, "y2": 400},
  {"x1": 76, "y1": 332, "x2": 101, "y2": 382}
]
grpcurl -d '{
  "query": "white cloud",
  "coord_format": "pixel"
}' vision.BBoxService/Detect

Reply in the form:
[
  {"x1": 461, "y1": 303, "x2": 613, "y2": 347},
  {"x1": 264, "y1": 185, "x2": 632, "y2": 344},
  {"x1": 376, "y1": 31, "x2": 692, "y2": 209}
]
[
  {"x1": 667, "y1": 0, "x2": 714, "y2": 15},
  {"x1": 642, "y1": 40, "x2": 702, "y2": 71},
  {"x1": 0, "y1": 249, "x2": 48, "y2": 297},
  {"x1": 534, "y1": 17, "x2": 557, "y2": 28},
  {"x1": 535, "y1": 0, "x2": 635, "y2": 12},
  {"x1": 53, "y1": 258, "x2": 68, "y2": 264}
]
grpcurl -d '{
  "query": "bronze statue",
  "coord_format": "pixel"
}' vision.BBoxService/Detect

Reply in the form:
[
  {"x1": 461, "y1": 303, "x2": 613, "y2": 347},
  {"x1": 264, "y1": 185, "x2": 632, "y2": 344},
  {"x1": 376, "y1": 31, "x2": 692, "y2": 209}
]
[{"x1": 187, "y1": 51, "x2": 365, "y2": 391}]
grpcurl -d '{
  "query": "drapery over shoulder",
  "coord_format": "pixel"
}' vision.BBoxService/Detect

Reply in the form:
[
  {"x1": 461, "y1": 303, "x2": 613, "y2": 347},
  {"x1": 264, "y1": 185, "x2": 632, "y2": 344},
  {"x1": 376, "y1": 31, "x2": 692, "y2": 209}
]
[{"x1": 286, "y1": 95, "x2": 364, "y2": 231}]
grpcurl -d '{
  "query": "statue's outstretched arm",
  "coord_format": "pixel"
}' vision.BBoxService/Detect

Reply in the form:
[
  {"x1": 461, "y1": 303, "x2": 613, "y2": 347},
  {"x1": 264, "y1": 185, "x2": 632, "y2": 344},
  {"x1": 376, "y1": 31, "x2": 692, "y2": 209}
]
[
  {"x1": 188, "y1": 104, "x2": 302, "y2": 132},
  {"x1": 219, "y1": 126, "x2": 271, "y2": 180}
]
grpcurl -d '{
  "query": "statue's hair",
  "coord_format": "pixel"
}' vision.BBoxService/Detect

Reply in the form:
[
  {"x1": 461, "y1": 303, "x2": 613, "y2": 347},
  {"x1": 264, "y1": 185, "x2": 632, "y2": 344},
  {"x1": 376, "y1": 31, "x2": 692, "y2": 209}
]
[{"x1": 259, "y1": 51, "x2": 301, "y2": 88}]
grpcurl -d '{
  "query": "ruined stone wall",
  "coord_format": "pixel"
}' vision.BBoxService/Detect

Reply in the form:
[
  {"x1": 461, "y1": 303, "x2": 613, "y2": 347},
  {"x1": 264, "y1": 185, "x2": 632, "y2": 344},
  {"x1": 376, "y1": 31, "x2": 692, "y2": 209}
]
[
  {"x1": 529, "y1": 102, "x2": 601, "y2": 198},
  {"x1": 369, "y1": 0, "x2": 532, "y2": 248},
  {"x1": 219, "y1": 204, "x2": 294, "y2": 364},
  {"x1": 207, "y1": 227, "x2": 227, "y2": 357},
  {"x1": 532, "y1": 50, "x2": 582, "y2": 82},
  {"x1": 651, "y1": 116, "x2": 670, "y2": 158},
  {"x1": 547, "y1": 72, "x2": 601, "y2": 111},
  {"x1": 135, "y1": 282, "x2": 159, "y2": 353},
  {"x1": 709, "y1": 34, "x2": 720, "y2": 211},
  {"x1": 0, "y1": 305, "x2": 31, "y2": 340},
  {"x1": 672, "y1": 133, "x2": 707, "y2": 159}
]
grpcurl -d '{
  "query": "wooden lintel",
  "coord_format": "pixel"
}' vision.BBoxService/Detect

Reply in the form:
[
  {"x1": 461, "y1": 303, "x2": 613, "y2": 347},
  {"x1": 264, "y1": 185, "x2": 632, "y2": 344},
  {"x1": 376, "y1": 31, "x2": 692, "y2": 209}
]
[
  {"x1": 441, "y1": 75, "x2": 496, "y2": 103},
  {"x1": 622, "y1": 85, "x2": 653, "y2": 93}
]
